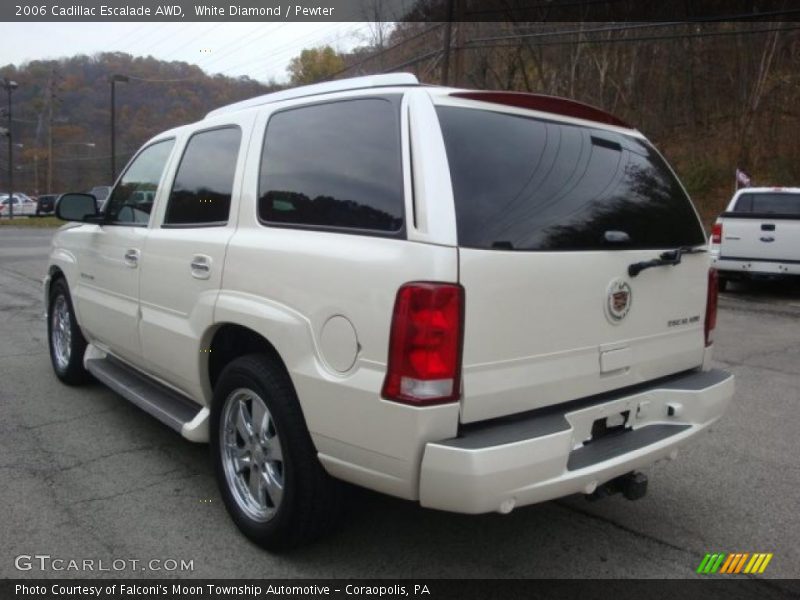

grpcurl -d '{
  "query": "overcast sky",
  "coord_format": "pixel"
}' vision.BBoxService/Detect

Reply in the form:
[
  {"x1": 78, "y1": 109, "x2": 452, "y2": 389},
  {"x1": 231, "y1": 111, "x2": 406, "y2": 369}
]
[{"x1": 3, "y1": 22, "x2": 372, "y2": 82}]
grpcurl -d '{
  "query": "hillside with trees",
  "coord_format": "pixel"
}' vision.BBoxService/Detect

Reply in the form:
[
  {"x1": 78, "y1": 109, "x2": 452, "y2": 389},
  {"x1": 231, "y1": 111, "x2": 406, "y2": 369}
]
[{"x1": 0, "y1": 53, "x2": 272, "y2": 194}]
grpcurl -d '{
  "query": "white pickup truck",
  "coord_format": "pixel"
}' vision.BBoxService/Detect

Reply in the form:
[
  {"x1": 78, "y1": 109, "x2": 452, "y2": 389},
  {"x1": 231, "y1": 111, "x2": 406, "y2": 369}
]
[{"x1": 710, "y1": 187, "x2": 800, "y2": 290}]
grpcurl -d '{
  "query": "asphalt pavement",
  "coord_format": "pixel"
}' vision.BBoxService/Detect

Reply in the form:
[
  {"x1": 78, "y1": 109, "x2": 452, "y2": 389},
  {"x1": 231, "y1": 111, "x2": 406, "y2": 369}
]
[{"x1": 0, "y1": 226, "x2": 798, "y2": 586}]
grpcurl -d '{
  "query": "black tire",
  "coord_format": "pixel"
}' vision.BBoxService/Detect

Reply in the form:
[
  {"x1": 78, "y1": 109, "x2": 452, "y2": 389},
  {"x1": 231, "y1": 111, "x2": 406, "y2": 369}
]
[
  {"x1": 718, "y1": 277, "x2": 729, "y2": 293},
  {"x1": 210, "y1": 354, "x2": 343, "y2": 551},
  {"x1": 47, "y1": 278, "x2": 90, "y2": 385}
]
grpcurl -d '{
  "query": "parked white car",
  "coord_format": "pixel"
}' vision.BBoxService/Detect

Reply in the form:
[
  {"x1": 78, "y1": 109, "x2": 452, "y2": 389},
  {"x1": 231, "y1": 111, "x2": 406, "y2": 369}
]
[
  {"x1": 0, "y1": 193, "x2": 37, "y2": 216},
  {"x1": 45, "y1": 74, "x2": 733, "y2": 550},
  {"x1": 710, "y1": 187, "x2": 800, "y2": 290}
]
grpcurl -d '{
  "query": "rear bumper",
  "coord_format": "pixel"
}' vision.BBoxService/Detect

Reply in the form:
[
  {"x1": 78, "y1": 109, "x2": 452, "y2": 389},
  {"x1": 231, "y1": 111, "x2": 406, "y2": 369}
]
[
  {"x1": 419, "y1": 369, "x2": 733, "y2": 514},
  {"x1": 713, "y1": 256, "x2": 800, "y2": 277}
]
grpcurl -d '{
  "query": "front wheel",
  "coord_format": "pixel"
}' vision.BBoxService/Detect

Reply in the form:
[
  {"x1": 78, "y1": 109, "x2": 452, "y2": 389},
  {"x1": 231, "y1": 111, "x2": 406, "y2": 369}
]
[
  {"x1": 210, "y1": 354, "x2": 343, "y2": 550},
  {"x1": 47, "y1": 278, "x2": 90, "y2": 385}
]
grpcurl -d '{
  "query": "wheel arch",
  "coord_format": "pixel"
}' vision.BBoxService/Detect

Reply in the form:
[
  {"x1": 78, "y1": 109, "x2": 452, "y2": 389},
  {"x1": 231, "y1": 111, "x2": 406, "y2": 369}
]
[
  {"x1": 44, "y1": 265, "x2": 69, "y2": 320},
  {"x1": 205, "y1": 323, "x2": 291, "y2": 393},
  {"x1": 204, "y1": 293, "x2": 318, "y2": 405}
]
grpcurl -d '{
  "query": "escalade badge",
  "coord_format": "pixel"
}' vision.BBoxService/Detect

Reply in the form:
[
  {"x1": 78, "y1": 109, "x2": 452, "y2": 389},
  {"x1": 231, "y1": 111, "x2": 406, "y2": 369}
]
[{"x1": 606, "y1": 279, "x2": 632, "y2": 323}]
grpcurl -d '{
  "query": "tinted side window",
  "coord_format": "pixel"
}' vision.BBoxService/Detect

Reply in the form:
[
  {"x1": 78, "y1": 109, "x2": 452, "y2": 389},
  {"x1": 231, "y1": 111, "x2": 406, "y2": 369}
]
[
  {"x1": 105, "y1": 139, "x2": 175, "y2": 225},
  {"x1": 437, "y1": 106, "x2": 706, "y2": 251},
  {"x1": 258, "y1": 98, "x2": 404, "y2": 233},
  {"x1": 164, "y1": 127, "x2": 241, "y2": 226}
]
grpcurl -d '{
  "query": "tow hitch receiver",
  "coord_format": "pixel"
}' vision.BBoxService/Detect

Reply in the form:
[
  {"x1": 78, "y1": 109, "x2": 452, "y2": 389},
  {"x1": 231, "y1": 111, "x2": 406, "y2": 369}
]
[{"x1": 586, "y1": 471, "x2": 648, "y2": 502}]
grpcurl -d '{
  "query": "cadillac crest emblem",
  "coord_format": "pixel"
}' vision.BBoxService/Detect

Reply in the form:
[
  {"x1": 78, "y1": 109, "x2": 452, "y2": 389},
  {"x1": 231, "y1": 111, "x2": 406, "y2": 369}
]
[{"x1": 606, "y1": 279, "x2": 632, "y2": 323}]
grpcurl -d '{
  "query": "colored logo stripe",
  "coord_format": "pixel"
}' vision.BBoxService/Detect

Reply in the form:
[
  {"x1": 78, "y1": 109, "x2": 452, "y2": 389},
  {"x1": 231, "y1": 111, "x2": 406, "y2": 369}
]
[
  {"x1": 697, "y1": 553, "x2": 773, "y2": 574},
  {"x1": 697, "y1": 553, "x2": 726, "y2": 573}
]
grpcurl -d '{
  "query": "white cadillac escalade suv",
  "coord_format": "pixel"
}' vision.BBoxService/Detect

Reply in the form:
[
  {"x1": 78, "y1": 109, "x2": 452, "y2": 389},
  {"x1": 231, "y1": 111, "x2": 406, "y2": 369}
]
[{"x1": 45, "y1": 74, "x2": 733, "y2": 550}]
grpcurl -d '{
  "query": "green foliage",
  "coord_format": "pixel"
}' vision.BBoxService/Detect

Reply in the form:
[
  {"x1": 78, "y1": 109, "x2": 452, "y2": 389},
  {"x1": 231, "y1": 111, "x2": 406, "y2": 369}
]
[
  {"x1": 287, "y1": 46, "x2": 345, "y2": 85},
  {"x1": 0, "y1": 216, "x2": 63, "y2": 228},
  {"x1": 678, "y1": 160, "x2": 727, "y2": 199}
]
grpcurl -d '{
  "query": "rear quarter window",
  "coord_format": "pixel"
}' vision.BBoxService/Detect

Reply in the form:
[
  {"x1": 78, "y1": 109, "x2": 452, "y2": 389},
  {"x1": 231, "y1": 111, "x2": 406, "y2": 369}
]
[
  {"x1": 257, "y1": 97, "x2": 404, "y2": 235},
  {"x1": 437, "y1": 106, "x2": 705, "y2": 251}
]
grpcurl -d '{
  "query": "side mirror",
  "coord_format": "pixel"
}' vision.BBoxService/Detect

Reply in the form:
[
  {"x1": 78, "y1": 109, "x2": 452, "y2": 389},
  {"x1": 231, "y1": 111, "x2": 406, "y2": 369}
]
[{"x1": 55, "y1": 193, "x2": 100, "y2": 222}]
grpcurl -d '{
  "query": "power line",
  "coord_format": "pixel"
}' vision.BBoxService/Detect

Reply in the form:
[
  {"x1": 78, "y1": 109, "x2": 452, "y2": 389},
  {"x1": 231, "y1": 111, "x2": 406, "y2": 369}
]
[
  {"x1": 249, "y1": 23, "x2": 371, "y2": 81},
  {"x1": 464, "y1": 23, "x2": 800, "y2": 50},
  {"x1": 200, "y1": 23, "x2": 289, "y2": 71},
  {"x1": 223, "y1": 23, "x2": 369, "y2": 80},
  {"x1": 330, "y1": 23, "x2": 445, "y2": 80},
  {"x1": 337, "y1": 13, "x2": 800, "y2": 83},
  {"x1": 144, "y1": 22, "x2": 199, "y2": 55},
  {"x1": 111, "y1": 22, "x2": 153, "y2": 50},
  {"x1": 125, "y1": 75, "x2": 201, "y2": 83},
  {"x1": 160, "y1": 23, "x2": 226, "y2": 61},
  {"x1": 463, "y1": 0, "x2": 799, "y2": 18},
  {"x1": 383, "y1": 49, "x2": 442, "y2": 74},
  {"x1": 467, "y1": 9, "x2": 800, "y2": 45},
  {"x1": 116, "y1": 23, "x2": 173, "y2": 55}
]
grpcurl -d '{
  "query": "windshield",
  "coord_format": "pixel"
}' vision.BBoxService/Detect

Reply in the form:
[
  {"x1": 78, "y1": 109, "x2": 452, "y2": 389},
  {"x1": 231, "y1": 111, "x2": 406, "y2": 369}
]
[{"x1": 437, "y1": 106, "x2": 705, "y2": 251}]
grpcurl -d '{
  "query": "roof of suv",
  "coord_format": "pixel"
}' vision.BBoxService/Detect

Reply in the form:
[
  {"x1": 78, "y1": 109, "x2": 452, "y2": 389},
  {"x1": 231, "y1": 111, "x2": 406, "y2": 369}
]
[
  {"x1": 206, "y1": 73, "x2": 420, "y2": 118},
  {"x1": 204, "y1": 73, "x2": 634, "y2": 133}
]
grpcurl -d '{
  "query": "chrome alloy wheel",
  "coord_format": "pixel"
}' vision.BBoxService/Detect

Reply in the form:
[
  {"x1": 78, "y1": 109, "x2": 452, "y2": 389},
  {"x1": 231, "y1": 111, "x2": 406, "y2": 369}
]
[
  {"x1": 51, "y1": 294, "x2": 72, "y2": 371},
  {"x1": 221, "y1": 388, "x2": 285, "y2": 522}
]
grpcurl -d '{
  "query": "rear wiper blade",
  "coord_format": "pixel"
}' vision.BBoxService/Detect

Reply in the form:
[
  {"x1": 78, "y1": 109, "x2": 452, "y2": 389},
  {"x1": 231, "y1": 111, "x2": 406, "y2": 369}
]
[{"x1": 628, "y1": 246, "x2": 706, "y2": 277}]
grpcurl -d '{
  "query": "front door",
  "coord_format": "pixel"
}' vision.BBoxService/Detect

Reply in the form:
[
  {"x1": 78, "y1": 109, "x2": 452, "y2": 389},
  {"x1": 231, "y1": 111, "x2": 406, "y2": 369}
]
[{"x1": 73, "y1": 139, "x2": 176, "y2": 366}]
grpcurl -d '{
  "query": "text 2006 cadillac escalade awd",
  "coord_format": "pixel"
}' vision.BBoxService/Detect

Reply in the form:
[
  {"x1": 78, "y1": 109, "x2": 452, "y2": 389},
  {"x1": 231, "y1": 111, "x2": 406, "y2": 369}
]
[{"x1": 45, "y1": 74, "x2": 733, "y2": 549}]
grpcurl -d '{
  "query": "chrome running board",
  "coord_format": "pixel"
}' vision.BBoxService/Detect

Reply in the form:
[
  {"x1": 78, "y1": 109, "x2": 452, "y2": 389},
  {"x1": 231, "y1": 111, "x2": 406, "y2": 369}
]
[{"x1": 86, "y1": 355, "x2": 204, "y2": 435}]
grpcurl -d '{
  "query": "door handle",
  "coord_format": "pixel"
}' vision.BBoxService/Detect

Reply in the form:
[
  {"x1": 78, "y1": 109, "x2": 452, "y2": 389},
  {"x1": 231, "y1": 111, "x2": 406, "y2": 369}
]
[
  {"x1": 190, "y1": 255, "x2": 212, "y2": 280},
  {"x1": 124, "y1": 248, "x2": 140, "y2": 268}
]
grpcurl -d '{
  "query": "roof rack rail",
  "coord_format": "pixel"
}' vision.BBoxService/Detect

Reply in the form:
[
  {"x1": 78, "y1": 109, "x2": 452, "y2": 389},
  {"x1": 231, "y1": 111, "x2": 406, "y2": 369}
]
[{"x1": 206, "y1": 73, "x2": 420, "y2": 118}]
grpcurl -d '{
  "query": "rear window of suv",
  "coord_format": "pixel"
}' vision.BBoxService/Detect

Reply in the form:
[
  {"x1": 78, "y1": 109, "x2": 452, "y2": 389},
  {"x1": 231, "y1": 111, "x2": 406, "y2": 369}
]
[
  {"x1": 734, "y1": 192, "x2": 800, "y2": 215},
  {"x1": 437, "y1": 106, "x2": 705, "y2": 251}
]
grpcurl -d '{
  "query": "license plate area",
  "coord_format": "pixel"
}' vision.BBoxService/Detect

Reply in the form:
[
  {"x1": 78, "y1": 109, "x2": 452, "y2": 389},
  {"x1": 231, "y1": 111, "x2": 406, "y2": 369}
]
[{"x1": 584, "y1": 410, "x2": 631, "y2": 445}]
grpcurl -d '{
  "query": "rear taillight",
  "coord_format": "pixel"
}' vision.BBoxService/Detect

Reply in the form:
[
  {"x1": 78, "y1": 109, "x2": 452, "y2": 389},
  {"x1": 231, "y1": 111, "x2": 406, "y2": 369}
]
[
  {"x1": 711, "y1": 222, "x2": 722, "y2": 245},
  {"x1": 382, "y1": 282, "x2": 464, "y2": 405},
  {"x1": 705, "y1": 269, "x2": 719, "y2": 347}
]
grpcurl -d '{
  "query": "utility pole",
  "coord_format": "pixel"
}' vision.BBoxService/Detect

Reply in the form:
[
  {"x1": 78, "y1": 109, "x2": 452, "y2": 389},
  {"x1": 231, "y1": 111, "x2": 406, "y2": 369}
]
[
  {"x1": 46, "y1": 67, "x2": 57, "y2": 194},
  {"x1": 33, "y1": 116, "x2": 41, "y2": 196},
  {"x1": 440, "y1": 0, "x2": 455, "y2": 86},
  {"x1": 109, "y1": 74, "x2": 129, "y2": 184},
  {"x1": 2, "y1": 77, "x2": 19, "y2": 219}
]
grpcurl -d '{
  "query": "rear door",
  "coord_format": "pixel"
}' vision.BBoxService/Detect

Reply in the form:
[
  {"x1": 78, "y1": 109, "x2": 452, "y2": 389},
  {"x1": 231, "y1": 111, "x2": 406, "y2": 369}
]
[
  {"x1": 720, "y1": 191, "x2": 800, "y2": 262},
  {"x1": 434, "y1": 97, "x2": 710, "y2": 423},
  {"x1": 138, "y1": 119, "x2": 251, "y2": 399}
]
